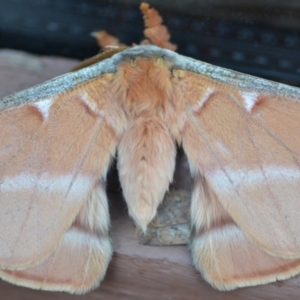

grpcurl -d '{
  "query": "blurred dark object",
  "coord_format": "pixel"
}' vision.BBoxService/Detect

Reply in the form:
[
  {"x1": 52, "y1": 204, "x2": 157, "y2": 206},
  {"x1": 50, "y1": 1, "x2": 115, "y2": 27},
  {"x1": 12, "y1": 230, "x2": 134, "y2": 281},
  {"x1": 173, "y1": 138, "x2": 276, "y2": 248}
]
[{"x1": 1, "y1": 0, "x2": 300, "y2": 85}]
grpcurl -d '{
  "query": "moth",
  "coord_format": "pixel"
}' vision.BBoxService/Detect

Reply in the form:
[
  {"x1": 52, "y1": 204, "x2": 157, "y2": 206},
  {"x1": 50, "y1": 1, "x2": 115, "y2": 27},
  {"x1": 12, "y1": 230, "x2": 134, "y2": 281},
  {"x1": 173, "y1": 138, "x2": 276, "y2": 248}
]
[{"x1": 0, "y1": 2, "x2": 300, "y2": 295}]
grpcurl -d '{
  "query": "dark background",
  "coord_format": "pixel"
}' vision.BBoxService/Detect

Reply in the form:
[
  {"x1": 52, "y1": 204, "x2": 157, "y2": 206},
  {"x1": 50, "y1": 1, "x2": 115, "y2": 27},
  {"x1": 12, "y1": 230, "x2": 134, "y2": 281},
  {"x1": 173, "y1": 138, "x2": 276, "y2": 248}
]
[{"x1": 1, "y1": 0, "x2": 300, "y2": 85}]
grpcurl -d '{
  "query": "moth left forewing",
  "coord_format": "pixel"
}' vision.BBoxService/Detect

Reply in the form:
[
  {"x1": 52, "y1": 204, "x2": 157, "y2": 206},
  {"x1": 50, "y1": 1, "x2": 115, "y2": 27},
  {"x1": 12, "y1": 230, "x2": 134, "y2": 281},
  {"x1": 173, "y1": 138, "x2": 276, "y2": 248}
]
[
  {"x1": 177, "y1": 64, "x2": 300, "y2": 288},
  {"x1": 0, "y1": 69, "x2": 123, "y2": 292}
]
